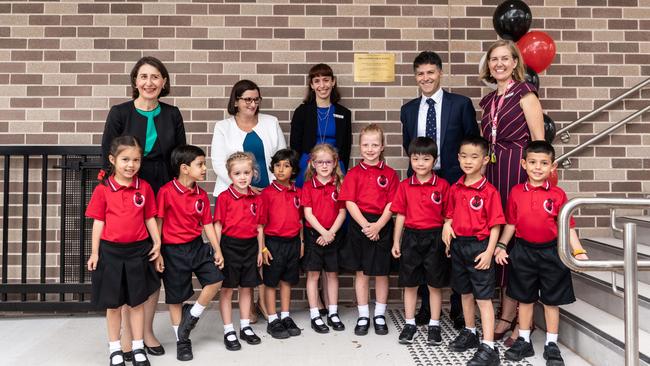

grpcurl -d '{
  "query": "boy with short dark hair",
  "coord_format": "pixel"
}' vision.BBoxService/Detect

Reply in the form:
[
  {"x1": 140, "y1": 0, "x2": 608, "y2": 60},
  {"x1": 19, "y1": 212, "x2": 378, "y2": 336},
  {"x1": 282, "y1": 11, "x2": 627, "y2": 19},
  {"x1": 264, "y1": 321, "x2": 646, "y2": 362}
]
[
  {"x1": 442, "y1": 136, "x2": 505, "y2": 366},
  {"x1": 157, "y1": 144, "x2": 225, "y2": 361},
  {"x1": 391, "y1": 137, "x2": 451, "y2": 345},
  {"x1": 496, "y1": 141, "x2": 588, "y2": 366}
]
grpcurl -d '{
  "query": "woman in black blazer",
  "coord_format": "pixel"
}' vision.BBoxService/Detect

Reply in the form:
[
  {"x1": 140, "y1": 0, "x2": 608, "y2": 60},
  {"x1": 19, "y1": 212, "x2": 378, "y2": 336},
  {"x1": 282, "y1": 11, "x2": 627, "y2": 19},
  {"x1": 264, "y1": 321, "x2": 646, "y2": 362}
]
[{"x1": 290, "y1": 63, "x2": 352, "y2": 187}]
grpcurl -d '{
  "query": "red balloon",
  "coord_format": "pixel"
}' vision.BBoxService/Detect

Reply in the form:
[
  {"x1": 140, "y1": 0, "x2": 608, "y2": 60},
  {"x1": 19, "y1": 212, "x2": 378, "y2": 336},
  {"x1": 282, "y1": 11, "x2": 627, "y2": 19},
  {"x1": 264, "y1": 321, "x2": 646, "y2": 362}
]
[
  {"x1": 549, "y1": 169, "x2": 559, "y2": 186},
  {"x1": 517, "y1": 31, "x2": 556, "y2": 73}
]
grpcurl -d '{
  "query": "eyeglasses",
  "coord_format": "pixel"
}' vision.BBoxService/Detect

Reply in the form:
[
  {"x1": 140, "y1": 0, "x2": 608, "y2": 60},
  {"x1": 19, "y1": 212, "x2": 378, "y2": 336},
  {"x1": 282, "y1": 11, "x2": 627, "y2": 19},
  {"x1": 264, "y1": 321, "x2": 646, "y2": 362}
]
[
  {"x1": 237, "y1": 97, "x2": 262, "y2": 105},
  {"x1": 313, "y1": 160, "x2": 334, "y2": 167}
]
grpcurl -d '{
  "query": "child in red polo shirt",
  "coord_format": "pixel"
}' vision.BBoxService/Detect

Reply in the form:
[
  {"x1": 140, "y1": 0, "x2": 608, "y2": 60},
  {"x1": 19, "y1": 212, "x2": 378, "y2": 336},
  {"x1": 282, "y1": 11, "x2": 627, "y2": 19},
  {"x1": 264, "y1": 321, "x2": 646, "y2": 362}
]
[
  {"x1": 258, "y1": 149, "x2": 303, "y2": 339},
  {"x1": 339, "y1": 123, "x2": 399, "y2": 336},
  {"x1": 442, "y1": 136, "x2": 505, "y2": 366},
  {"x1": 214, "y1": 152, "x2": 264, "y2": 351},
  {"x1": 156, "y1": 145, "x2": 225, "y2": 361},
  {"x1": 86, "y1": 136, "x2": 163, "y2": 366},
  {"x1": 496, "y1": 141, "x2": 588, "y2": 365},
  {"x1": 302, "y1": 143, "x2": 347, "y2": 334},
  {"x1": 391, "y1": 137, "x2": 450, "y2": 346}
]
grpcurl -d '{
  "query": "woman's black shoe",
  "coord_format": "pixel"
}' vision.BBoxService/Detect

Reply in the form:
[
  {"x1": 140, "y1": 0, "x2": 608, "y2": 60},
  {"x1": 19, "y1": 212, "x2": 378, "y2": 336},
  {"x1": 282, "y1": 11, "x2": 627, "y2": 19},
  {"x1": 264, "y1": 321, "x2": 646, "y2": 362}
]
[
  {"x1": 373, "y1": 315, "x2": 389, "y2": 335},
  {"x1": 311, "y1": 317, "x2": 330, "y2": 333},
  {"x1": 131, "y1": 349, "x2": 151, "y2": 366},
  {"x1": 239, "y1": 326, "x2": 261, "y2": 345},
  {"x1": 223, "y1": 331, "x2": 242, "y2": 351},
  {"x1": 144, "y1": 343, "x2": 165, "y2": 356},
  {"x1": 109, "y1": 351, "x2": 126, "y2": 366},
  {"x1": 354, "y1": 317, "x2": 370, "y2": 336},
  {"x1": 327, "y1": 313, "x2": 345, "y2": 331}
]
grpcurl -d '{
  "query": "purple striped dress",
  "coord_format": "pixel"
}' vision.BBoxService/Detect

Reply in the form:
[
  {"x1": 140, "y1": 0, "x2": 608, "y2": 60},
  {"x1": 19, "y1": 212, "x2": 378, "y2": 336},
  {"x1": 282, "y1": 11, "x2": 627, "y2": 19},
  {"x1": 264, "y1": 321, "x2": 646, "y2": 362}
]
[{"x1": 480, "y1": 81, "x2": 538, "y2": 210}]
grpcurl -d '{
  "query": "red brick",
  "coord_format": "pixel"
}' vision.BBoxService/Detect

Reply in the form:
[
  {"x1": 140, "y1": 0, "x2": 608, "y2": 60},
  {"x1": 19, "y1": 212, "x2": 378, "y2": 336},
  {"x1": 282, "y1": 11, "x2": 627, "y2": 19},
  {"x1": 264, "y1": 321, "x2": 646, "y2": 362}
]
[
  {"x1": 608, "y1": 0, "x2": 638, "y2": 5},
  {"x1": 60, "y1": 110, "x2": 91, "y2": 121},
  {"x1": 11, "y1": 98, "x2": 42, "y2": 108},
  {"x1": 160, "y1": 16, "x2": 191, "y2": 26},
  {"x1": 225, "y1": 40, "x2": 255, "y2": 50},
  {"x1": 273, "y1": 5, "x2": 304, "y2": 15},
  {"x1": 208, "y1": 52, "x2": 240, "y2": 62},
  {"x1": 625, "y1": 32, "x2": 649, "y2": 42},
  {"x1": 306, "y1": 51, "x2": 337, "y2": 63},
  {"x1": 110, "y1": 51, "x2": 142, "y2": 62},
  {"x1": 0, "y1": 134, "x2": 25, "y2": 144},
  {"x1": 176, "y1": 4, "x2": 207, "y2": 14},
  {"x1": 27, "y1": 85, "x2": 59, "y2": 95},
  {"x1": 127, "y1": 39, "x2": 158, "y2": 50},
  {"x1": 370, "y1": 29, "x2": 400, "y2": 39},
  {"x1": 0, "y1": 39, "x2": 27, "y2": 49},
  {"x1": 11, "y1": 74, "x2": 43, "y2": 85},
  {"x1": 560, "y1": 8, "x2": 591, "y2": 18},
  {"x1": 354, "y1": 17, "x2": 385, "y2": 28},
  {"x1": 128, "y1": 16, "x2": 158, "y2": 26},
  {"x1": 274, "y1": 28, "x2": 305, "y2": 39},
  {"x1": 78, "y1": 3, "x2": 109, "y2": 13},
  {"x1": 44, "y1": 51, "x2": 74, "y2": 61},
  {"x1": 44, "y1": 98, "x2": 74, "y2": 108},
  {"x1": 258, "y1": 64, "x2": 288, "y2": 74},
  {"x1": 77, "y1": 75, "x2": 108, "y2": 85},
  {"x1": 290, "y1": 40, "x2": 320, "y2": 50},
  {"x1": 338, "y1": 29, "x2": 368, "y2": 39},
  {"x1": 609, "y1": 19, "x2": 638, "y2": 30},
  {"x1": 78, "y1": 27, "x2": 109, "y2": 38},
  {"x1": 143, "y1": 27, "x2": 174, "y2": 38},
  {"x1": 369, "y1": 6, "x2": 400, "y2": 16},
  {"x1": 44, "y1": 27, "x2": 76, "y2": 38},
  {"x1": 29, "y1": 15, "x2": 60, "y2": 25},
  {"x1": 322, "y1": 16, "x2": 352, "y2": 28},
  {"x1": 209, "y1": 4, "x2": 240, "y2": 15},
  {"x1": 13, "y1": 3, "x2": 44, "y2": 13},
  {"x1": 241, "y1": 52, "x2": 272, "y2": 62},
  {"x1": 611, "y1": 43, "x2": 639, "y2": 53},
  {"x1": 242, "y1": 28, "x2": 273, "y2": 39},
  {"x1": 224, "y1": 16, "x2": 256, "y2": 27},
  {"x1": 62, "y1": 15, "x2": 93, "y2": 26},
  {"x1": 306, "y1": 5, "x2": 337, "y2": 15}
]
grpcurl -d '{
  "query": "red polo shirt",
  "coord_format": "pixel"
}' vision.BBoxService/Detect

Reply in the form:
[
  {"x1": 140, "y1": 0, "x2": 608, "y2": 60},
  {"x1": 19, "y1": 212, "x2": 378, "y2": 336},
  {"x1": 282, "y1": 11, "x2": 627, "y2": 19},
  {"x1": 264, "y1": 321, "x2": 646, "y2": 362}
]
[
  {"x1": 214, "y1": 185, "x2": 262, "y2": 239},
  {"x1": 339, "y1": 161, "x2": 399, "y2": 215},
  {"x1": 259, "y1": 181, "x2": 302, "y2": 237},
  {"x1": 391, "y1": 174, "x2": 450, "y2": 230},
  {"x1": 301, "y1": 176, "x2": 344, "y2": 230},
  {"x1": 506, "y1": 180, "x2": 576, "y2": 243},
  {"x1": 444, "y1": 175, "x2": 505, "y2": 241},
  {"x1": 156, "y1": 179, "x2": 213, "y2": 245},
  {"x1": 86, "y1": 175, "x2": 156, "y2": 243}
]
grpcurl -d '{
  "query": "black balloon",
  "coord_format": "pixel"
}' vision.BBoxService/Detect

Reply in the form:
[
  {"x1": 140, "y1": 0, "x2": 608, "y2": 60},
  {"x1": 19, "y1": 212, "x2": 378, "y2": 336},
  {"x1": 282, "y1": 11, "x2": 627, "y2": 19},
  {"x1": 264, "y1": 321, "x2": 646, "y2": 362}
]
[
  {"x1": 524, "y1": 66, "x2": 539, "y2": 90},
  {"x1": 493, "y1": 0, "x2": 532, "y2": 42},
  {"x1": 543, "y1": 114, "x2": 556, "y2": 143}
]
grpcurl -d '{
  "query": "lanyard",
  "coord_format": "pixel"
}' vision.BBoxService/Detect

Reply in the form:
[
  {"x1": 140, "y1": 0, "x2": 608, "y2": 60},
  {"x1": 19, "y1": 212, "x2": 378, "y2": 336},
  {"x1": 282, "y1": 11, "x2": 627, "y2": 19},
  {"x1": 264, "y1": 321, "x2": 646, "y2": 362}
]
[{"x1": 488, "y1": 80, "x2": 515, "y2": 163}]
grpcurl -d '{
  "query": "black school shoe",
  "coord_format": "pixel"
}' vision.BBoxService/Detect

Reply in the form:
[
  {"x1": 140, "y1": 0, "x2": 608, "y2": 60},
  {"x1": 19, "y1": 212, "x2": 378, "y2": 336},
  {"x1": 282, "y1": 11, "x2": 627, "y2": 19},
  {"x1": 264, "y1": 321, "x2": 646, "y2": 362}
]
[
  {"x1": 467, "y1": 343, "x2": 500, "y2": 366},
  {"x1": 281, "y1": 316, "x2": 301, "y2": 336},
  {"x1": 178, "y1": 303, "x2": 200, "y2": 342},
  {"x1": 223, "y1": 331, "x2": 242, "y2": 351},
  {"x1": 240, "y1": 326, "x2": 262, "y2": 345},
  {"x1": 143, "y1": 344, "x2": 165, "y2": 356},
  {"x1": 176, "y1": 339, "x2": 193, "y2": 362},
  {"x1": 398, "y1": 324, "x2": 418, "y2": 344},
  {"x1": 427, "y1": 325, "x2": 442, "y2": 345},
  {"x1": 354, "y1": 317, "x2": 370, "y2": 336},
  {"x1": 311, "y1": 317, "x2": 330, "y2": 333},
  {"x1": 327, "y1": 313, "x2": 345, "y2": 331},
  {"x1": 543, "y1": 342, "x2": 565, "y2": 366},
  {"x1": 267, "y1": 318, "x2": 290, "y2": 339},
  {"x1": 449, "y1": 328, "x2": 480, "y2": 352},
  {"x1": 373, "y1": 315, "x2": 389, "y2": 335},
  {"x1": 505, "y1": 337, "x2": 534, "y2": 361},
  {"x1": 131, "y1": 349, "x2": 151, "y2": 366},
  {"x1": 109, "y1": 351, "x2": 126, "y2": 366},
  {"x1": 123, "y1": 351, "x2": 133, "y2": 362}
]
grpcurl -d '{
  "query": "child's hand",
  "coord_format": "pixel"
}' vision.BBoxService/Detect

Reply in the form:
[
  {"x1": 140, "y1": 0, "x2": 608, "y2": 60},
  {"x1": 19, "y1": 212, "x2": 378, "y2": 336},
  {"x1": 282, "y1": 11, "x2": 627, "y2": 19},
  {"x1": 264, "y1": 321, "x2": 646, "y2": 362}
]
[
  {"x1": 442, "y1": 222, "x2": 456, "y2": 246},
  {"x1": 300, "y1": 242, "x2": 304, "y2": 258},
  {"x1": 363, "y1": 222, "x2": 381, "y2": 241},
  {"x1": 148, "y1": 245, "x2": 160, "y2": 261},
  {"x1": 494, "y1": 247, "x2": 509, "y2": 265},
  {"x1": 257, "y1": 252, "x2": 263, "y2": 267},
  {"x1": 391, "y1": 243, "x2": 401, "y2": 258},
  {"x1": 575, "y1": 253, "x2": 589, "y2": 261},
  {"x1": 474, "y1": 250, "x2": 493, "y2": 270},
  {"x1": 262, "y1": 247, "x2": 273, "y2": 265},
  {"x1": 322, "y1": 231, "x2": 335, "y2": 244},
  {"x1": 316, "y1": 236, "x2": 327, "y2": 246},
  {"x1": 214, "y1": 250, "x2": 224, "y2": 269},
  {"x1": 87, "y1": 253, "x2": 98, "y2": 271},
  {"x1": 154, "y1": 256, "x2": 165, "y2": 273}
]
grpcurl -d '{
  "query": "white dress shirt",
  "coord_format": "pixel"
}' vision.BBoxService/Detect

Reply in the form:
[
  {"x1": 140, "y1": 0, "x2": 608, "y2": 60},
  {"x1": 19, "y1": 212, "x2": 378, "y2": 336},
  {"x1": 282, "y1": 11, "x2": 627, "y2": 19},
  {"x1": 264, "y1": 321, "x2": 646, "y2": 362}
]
[{"x1": 417, "y1": 88, "x2": 443, "y2": 170}]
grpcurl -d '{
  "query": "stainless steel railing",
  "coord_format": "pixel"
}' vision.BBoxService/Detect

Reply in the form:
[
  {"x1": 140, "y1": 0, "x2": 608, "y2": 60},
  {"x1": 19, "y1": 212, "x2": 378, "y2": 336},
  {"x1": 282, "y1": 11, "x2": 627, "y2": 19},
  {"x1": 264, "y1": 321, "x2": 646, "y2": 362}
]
[{"x1": 558, "y1": 197, "x2": 650, "y2": 366}]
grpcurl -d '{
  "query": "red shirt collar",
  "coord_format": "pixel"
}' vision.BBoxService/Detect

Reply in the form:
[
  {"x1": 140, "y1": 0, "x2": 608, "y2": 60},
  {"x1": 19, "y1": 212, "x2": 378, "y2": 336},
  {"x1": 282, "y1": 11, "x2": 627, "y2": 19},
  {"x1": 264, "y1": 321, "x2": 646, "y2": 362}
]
[
  {"x1": 311, "y1": 176, "x2": 336, "y2": 188},
  {"x1": 524, "y1": 180, "x2": 551, "y2": 192},
  {"x1": 359, "y1": 160, "x2": 385, "y2": 170},
  {"x1": 107, "y1": 175, "x2": 140, "y2": 192},
  {"x1": 456, "y1": 175, "x2": 488, "y2": 190},
  {"x1": 409, "y1": 174, "x2": 438, "y2": 186},
  {"x1": 227, "y1": 184, "x2": 255, "y2": 199},
  {"x1": 171, "y1": 178, "x2": 200, "y2": 195},
  {"x1": 271, "y1": 180, "x2": 297, "y2": 192}
]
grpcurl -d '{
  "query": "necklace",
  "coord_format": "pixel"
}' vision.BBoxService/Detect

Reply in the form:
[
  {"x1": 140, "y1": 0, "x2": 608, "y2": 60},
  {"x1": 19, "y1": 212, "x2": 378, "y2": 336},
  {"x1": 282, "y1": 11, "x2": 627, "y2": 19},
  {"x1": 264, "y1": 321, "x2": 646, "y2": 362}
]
[{"x1": 316, "y1": 105, "x2": 331, "y2": 144}]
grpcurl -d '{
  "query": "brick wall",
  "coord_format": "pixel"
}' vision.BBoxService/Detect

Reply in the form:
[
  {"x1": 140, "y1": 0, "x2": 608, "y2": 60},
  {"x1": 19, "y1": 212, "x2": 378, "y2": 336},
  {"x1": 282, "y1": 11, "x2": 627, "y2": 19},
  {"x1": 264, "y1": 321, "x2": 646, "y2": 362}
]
[{"x1": 0, "y1": 1, "x2": 648, "y2": 303}]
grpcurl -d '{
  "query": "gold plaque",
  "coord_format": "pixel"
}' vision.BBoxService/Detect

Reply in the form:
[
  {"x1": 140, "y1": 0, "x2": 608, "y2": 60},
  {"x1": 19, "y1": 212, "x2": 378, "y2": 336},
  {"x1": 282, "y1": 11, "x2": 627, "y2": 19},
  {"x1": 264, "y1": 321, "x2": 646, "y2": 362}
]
[{"x1": 354, "y1": 53, "x2": 395, "y2": 83}]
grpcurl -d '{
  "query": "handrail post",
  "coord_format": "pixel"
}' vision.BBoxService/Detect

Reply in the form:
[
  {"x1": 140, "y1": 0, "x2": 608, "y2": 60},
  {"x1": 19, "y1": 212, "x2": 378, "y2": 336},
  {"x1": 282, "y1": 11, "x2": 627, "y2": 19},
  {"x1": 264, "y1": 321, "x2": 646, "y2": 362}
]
[{"x1": 623, "y1": 222, "x2": 639, "y2": 366}]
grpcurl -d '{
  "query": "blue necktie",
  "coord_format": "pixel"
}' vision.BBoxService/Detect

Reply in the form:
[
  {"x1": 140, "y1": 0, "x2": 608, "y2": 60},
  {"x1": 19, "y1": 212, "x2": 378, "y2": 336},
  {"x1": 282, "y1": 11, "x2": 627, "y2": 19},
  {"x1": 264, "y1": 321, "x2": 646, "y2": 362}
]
[{"x1": 425, "y1": 98, "x2": 437, "y2": 141}]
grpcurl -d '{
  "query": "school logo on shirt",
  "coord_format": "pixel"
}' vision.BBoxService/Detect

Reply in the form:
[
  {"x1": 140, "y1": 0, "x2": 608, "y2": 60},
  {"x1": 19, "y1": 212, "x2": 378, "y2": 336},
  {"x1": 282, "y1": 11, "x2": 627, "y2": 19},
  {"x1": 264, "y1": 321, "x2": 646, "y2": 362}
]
[
  {"x1": 543, "y1": 198, "x2": 555, "y2": 215},
  {"x1": 431, "y1": 191, "x2": 442, "y2": 205},
  {"x1": 377, "y1": 175, "x2": 388, "y2": 188},
  {"x1": 331, "y1": 191, "x2": 338, "y2": 202},
  {"x1": 293, "y1": 196, "x2": 300, "y2": 209},
  {"x1": 469, "y1": 195, "x2": 483, "y2": 211},
  {"x1": 250, "y1": 202, "x2": 257, "y2": 216},
  {"x1": 133, "y1": 192, "x2": 145, "y2": 208},
  {"x1": 195, "y1": 199, "x2": 204, "y2": 214}
]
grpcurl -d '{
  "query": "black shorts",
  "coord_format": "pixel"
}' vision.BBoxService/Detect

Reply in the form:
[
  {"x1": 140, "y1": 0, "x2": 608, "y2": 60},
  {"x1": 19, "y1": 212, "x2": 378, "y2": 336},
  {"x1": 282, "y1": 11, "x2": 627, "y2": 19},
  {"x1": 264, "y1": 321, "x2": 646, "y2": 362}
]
[
  {"x1": 339, "y1": 212, "x2": 393, "y2": 276},
  {"x1": 506, "y1": 238, "x2": 576, "y2": 306},
  {"x1": 91, "y1": 239, "x2": 160, "y2": 309},
  {"x1": 450, "y1": 236, "x2": 496, "y2": 300},
  {"x1": 161, "y1": 236, "x2": 225, "y2": 304},
  {"x1": 302, "y1": 227, "x2": 340, "y2": 273},
  {"x1": 263, "y1": 235, "x2": 301, "y2": 287},
  {"x1": 220, "y1": 235, "x2": 262, "y2": 288},
  {"x1": 398, "y1": 228, "x2": 450, "y2": 288}
]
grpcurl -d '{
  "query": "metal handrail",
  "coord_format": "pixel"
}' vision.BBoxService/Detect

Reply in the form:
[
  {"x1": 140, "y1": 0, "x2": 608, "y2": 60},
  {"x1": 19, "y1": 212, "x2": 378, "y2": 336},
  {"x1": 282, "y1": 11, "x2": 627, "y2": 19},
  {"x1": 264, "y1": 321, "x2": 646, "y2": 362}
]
[
  {"x1": 555, "y1": 105, "x2": 650, "y2": 168},
  {"x1": 558, "y1": 197, "x2": 650, "y2": 366},
  {"x1": 556, "y1": 77, "x2": 650, "y2": 141}
]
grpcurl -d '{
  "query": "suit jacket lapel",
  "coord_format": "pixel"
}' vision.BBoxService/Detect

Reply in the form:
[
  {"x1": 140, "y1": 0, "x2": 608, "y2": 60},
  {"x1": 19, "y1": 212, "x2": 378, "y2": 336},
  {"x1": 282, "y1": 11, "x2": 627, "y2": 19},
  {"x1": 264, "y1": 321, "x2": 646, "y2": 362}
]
[
  {"x1": 440, "y1": 91, "x2": 452, "y2": 150},
  {"x1": 409, "y1": 99, "x2": 419, "y2": 141}
]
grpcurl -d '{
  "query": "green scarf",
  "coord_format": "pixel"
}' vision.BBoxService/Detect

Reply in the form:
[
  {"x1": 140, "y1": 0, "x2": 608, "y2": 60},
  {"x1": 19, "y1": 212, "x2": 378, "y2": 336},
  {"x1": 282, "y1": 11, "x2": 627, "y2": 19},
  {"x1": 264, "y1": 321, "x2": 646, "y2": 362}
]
[{"x1": 135, "y1": 104, "x2": 161, "y2": 156}]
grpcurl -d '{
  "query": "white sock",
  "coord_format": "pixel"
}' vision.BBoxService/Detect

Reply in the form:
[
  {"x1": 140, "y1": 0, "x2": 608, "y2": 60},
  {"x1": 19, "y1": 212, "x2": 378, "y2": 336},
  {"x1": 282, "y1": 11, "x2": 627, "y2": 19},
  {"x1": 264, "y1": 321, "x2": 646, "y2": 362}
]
[
  {"x1": 374, "y1": 302, "x2": 387, "y2": 325},
  {"x1": 310, "y1": 307, "x2": 321, "y2": 319},
  {"x1": 280, "y1": 311, "x2": 290, "y2": 319},
  {"x1": 132, "y1": 340, "x2": 146, "y2": 362},
  {"x1": 429, "y1": 319, "x2": 440, "y2": 326},
  {"x1": 190, "y1": 302, "x2": 206, "y2": 318},
  {"x1": 482, "y1": 340, "x2": 495, "y2": 349},
  {"x1": 357, "y1": 305, "x2": 370, "y2": 325},
  {"x1": 520, "y1": 329, "x2": 531, "y2": 343},
  {"x1": 268, "y1": 313, "x2": 279, "y2": 322},
  {"x1": 224, "y1": 324, "x2": 236, "y2": 341},
  {"x1": 240, "y1": 319, "x2": 254, "y2": 335},
  {"x1": 328, "y1": 304, "x2": 338, "y2": 315},
  {"x1": 466, "y1": 327, "x2": 477, "y2": 334},
  {"x1": 546, "y1": 332, "x2": 558, "y2": 345},
  {"x1": 108, "y1": 341, "x2": 123, "y2": 365},
  {"x1": 406, "y1": 318, "x2": 416, "y2": 325},
  {"x1": 173, "y1": 325, "x2": 179, "y2": 341}
]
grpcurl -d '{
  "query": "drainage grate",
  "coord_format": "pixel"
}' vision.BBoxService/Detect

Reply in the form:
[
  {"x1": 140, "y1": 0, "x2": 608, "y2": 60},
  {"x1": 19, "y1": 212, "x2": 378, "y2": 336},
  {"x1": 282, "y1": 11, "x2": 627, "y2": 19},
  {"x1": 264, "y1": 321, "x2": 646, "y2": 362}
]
[{"x1": 388, "y1": 309, "x2": 533, "y2": 366}]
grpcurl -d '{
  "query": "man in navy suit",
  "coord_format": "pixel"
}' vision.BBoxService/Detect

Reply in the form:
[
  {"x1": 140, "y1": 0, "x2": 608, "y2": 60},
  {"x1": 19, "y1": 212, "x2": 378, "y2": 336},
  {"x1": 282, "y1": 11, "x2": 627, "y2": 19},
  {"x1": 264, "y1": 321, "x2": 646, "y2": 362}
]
[{"x1": 400, "y1": 51, "x2": 480, "y2": 328}]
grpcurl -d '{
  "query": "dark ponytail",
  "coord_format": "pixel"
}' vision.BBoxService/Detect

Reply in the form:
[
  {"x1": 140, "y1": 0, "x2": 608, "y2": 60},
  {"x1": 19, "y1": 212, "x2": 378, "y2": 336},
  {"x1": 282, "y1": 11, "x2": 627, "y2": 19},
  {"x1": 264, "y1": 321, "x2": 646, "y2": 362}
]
[{"x1": 103, "y1": 135, "x2": 143, "y2": 185}]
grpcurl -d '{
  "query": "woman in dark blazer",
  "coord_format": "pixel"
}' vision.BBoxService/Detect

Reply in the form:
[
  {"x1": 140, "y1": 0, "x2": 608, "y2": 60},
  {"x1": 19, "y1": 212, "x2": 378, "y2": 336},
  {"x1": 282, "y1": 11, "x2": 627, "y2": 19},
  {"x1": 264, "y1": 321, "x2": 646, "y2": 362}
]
[{"x1": 290, "y1": 63, "x2": 352, "y2": 187}]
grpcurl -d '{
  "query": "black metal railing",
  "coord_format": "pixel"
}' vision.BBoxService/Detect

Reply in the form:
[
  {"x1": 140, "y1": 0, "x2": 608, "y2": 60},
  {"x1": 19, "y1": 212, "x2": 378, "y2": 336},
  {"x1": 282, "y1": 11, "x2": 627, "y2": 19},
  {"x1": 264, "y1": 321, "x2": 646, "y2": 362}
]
[{"x1": 0, "y1": 145, "x2": 102, "y2": 311}]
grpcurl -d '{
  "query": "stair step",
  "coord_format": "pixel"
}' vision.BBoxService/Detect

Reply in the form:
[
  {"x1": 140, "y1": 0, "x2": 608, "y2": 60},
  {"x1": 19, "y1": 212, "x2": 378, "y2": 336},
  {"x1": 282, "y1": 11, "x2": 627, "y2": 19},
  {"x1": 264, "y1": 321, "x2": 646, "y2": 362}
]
[
  {"x1": 614, "y1": 216, "x2": 650, "y2": 246},
  {"x1": 581, "y1": 237, "x2": 650, "y2": 284}
]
